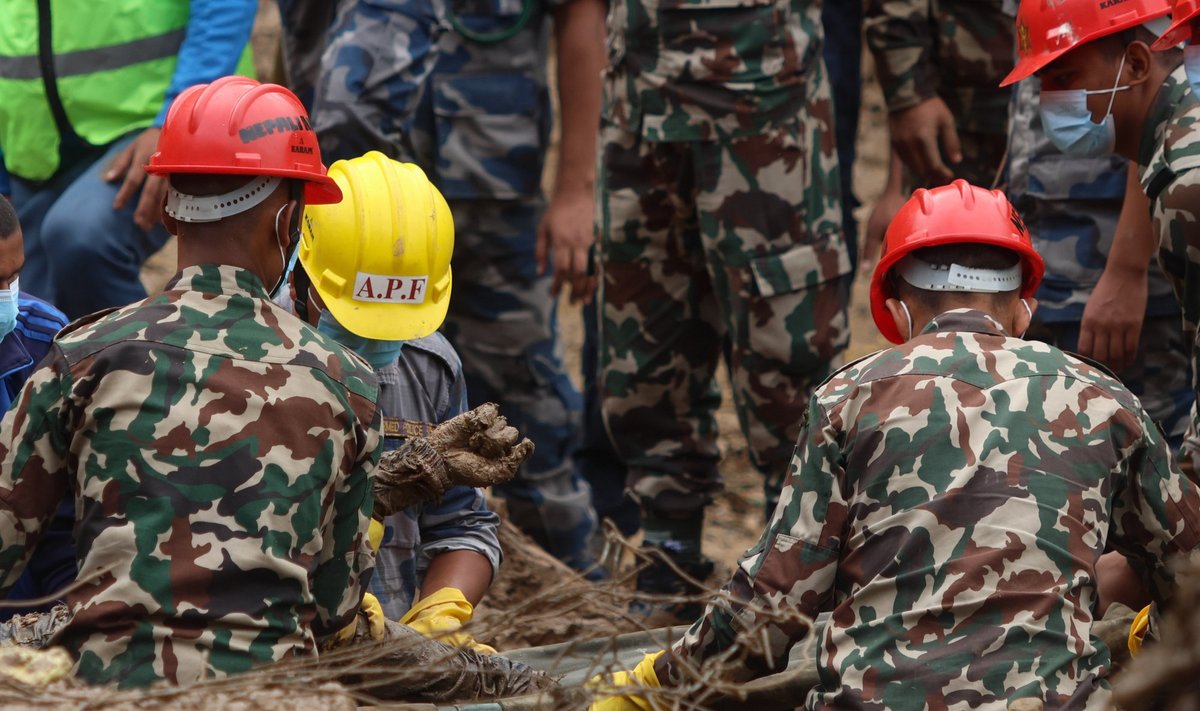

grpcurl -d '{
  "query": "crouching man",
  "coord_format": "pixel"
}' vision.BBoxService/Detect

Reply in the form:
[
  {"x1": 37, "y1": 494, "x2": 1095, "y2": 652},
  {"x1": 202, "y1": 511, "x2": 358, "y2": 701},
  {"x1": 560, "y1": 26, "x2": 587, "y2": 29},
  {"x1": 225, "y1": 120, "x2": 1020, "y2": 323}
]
[
  {"x1": 0, "y1": 77, "x2": 382, "y2": 688},
  {"x1": 592, "y1": 181, "x2": 1200, "y2": 710}
]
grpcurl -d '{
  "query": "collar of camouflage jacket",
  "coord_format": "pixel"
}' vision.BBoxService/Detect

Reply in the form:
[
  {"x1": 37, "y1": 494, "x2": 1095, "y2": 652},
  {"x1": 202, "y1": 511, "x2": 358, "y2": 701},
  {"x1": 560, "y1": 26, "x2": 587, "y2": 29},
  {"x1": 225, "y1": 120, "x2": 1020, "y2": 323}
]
[
  {"x1": 1139, "y1": 64, "x2": 1190, "y2": 171},
  {"x1": 921, "y1": 308, "x2": 1009, "y2": 338},
  {"x1": 164, "y1": 264, "x2": 272, "y2": 301}
]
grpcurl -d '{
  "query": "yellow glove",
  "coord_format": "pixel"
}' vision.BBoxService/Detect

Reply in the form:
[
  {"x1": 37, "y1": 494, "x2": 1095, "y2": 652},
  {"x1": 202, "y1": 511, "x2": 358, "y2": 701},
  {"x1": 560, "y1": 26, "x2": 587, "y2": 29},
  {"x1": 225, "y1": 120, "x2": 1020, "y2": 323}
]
[
  {"x1": 1128, "y1": 604, "x2": 1151, "y2": 656},
  {"x1": 400, "y1": 587, "x2": 497, "y2": 654},
  {"x1": 368, "y1": 518, "x2": 385, "y2": 553},
  {"x1": 588, "y1": 651, "x2": 664, "y2": 711},
  {"x1": 327, "y1": 592, "x2": 387, "y2": 649},
  {"x1": 361, "y1": 592, "x2": 387, "y2": 640}
]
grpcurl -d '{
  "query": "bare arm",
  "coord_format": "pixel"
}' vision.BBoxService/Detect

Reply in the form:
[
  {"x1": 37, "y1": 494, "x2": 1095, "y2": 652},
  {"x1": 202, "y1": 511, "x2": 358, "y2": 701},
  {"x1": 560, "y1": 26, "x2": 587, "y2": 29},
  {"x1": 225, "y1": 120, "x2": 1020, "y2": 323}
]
[
  {"x1": 1078, "y1": 162, "x2": 1155, "y2": 373},
  {"x1": 420, "y1": 550, "x2": 494, "y2": 606},
  {"x1": 537, "y1": 0, "x2": 607, "y2": 304}
]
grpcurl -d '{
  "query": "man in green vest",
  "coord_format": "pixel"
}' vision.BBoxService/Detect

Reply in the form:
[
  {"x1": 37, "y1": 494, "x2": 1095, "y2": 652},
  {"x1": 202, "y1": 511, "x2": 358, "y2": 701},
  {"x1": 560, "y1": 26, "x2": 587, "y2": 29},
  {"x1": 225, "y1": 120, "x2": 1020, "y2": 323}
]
[{"x1": 0, "y1": 0, "x2": 257, "y2": 319}]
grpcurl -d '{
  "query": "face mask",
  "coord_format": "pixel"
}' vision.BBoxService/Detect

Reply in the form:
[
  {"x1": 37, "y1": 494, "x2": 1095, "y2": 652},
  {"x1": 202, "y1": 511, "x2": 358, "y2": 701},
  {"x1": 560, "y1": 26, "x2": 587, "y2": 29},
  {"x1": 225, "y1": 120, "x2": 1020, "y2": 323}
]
[
  {"x1": 900, "y1": 300, "x2": 914, "y2": 341},
  {"x1": 316, "y1": 310, "x2": 403, "y2": 369},
  {"x1": 1039, "y1": 53, "x2": 1129, "y2": 158},
  {"x1": 0, "y1": 278, "x2": 18, "y2": 340},
  {"x1": 268, "y1": 198, "x2": 302, "y2": 300},
  {"x1": 1019, "y1": 299, "x2": 1033, "y2": 338},
  {"x1": 1186, "y1": 45, "x2": 1200, "y2": 97}
]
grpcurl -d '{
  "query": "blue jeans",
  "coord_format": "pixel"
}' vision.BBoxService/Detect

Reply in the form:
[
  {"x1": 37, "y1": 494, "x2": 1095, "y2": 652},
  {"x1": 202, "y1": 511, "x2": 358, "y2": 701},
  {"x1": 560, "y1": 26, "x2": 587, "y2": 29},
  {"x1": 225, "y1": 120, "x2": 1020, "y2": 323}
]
[{"x1": 9, "y1": 133, "x2": 171, "y2": 319}]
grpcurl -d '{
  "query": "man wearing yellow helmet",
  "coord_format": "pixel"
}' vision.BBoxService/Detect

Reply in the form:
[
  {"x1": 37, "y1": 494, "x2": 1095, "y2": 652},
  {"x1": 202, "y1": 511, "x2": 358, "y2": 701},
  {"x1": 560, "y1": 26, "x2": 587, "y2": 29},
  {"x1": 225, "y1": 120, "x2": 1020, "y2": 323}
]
[{"x1": 293, "y1": 151, "x2": 500, "y2": 652}]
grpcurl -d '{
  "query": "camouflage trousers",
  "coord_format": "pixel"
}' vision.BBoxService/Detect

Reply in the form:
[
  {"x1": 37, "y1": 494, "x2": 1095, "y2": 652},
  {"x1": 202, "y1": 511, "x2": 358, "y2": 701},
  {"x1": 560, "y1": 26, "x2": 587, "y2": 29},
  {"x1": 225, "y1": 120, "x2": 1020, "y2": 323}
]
[
  {"x1": 598, "y1": 121, "x2": 853, "y2": 520},
  {"x1": 274, "y1": 0, "x2": 340, "y2": 110},
  {"x1": 1025, "y1": 316, "x2": 1193, "y2": 450},
  {"x1": 437, "y1": 200, "x2": 596, "y2": 564}
]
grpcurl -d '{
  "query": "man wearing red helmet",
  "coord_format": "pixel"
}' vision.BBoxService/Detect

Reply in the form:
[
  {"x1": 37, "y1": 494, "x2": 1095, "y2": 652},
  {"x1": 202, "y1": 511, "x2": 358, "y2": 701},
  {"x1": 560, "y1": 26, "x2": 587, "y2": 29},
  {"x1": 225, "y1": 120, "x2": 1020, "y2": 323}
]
[
  {"x1": 588, "y1": 181, "x2": 1200, "y2": 711},
  {"x1": 999, "y1": 1, "x2": 1200, "y2": 471},
  {"x1": 0, "y1": 76, "x2": 383, "y2": 688}
]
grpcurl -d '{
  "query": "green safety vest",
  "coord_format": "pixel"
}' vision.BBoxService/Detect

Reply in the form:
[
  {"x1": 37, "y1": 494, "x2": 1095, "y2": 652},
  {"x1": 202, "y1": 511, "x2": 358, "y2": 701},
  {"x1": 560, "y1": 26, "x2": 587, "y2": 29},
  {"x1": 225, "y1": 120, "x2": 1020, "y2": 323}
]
[{"x1": 0, "y1": 1, "x2": 251, "y2": 181}]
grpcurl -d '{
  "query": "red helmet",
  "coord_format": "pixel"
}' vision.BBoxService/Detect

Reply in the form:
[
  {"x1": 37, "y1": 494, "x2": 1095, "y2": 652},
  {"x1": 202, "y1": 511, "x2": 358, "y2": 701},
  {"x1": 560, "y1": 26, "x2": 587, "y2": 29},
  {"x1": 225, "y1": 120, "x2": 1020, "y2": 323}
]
[
  {"x1": 146, "y1": 76, "x2": 341, "y2": 205},
  {"x1": 1000, "y1": 0, "x2": 1171, "y2": 86},
  {"x1": 1153, "y1": 0, "x2": 1200, "y2": 49},
  {"x1": 869, "y1": 180, "x2": 1045, "y2": 344}
]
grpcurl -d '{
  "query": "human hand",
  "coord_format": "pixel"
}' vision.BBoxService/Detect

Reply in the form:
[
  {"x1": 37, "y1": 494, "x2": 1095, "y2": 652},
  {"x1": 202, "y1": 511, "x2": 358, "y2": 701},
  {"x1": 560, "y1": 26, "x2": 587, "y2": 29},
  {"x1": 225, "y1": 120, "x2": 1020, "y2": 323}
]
[
  {"x1": 536, "y1": 187, "x2": 597, "y2": 304},
  {"x1": 1078, "y1": 262, "x2": 1147, "y2": 373},
  {"x1": 323, "y1": 592, "x2": 387, "y2": 650},
  {"x1": 400, "y1": 587, "x2": 497, "y2": 654},
  {"x1": 105, "y1": 127, "x2": 166, "y2": 231},
  {"x1": 888, "y1": 97, "x2": 961, "y2": 186},
  {"x1": 587, "y1": 652, "x2": 665, "y2": 711},
  {"x1": 860, "y1": 170, "x2": 908, "y2": 278},
  {"x1": 360, "y1": 592, "x2": 387, "y2": 640},
  {"x1": 427, "y1": 402, "x2": 534, "y2": 487}
]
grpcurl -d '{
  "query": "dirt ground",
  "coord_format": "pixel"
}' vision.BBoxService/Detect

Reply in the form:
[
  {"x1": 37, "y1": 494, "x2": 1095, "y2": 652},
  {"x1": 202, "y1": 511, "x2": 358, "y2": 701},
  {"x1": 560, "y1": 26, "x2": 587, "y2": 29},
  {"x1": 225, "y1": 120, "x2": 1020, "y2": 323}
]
[{"x1": 140, "y1": 3, "x2": 895, "y2": 648}]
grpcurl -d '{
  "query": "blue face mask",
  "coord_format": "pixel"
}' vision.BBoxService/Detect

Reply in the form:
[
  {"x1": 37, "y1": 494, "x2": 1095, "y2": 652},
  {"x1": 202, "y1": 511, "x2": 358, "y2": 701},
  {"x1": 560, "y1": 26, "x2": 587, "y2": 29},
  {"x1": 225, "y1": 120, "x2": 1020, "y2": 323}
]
[
  {"x1": 316, "y1": 310, "x2": 403, "y2": 369},
  {"x1": 0, "y1": 277, "x2": 17, "y2": 340},
  {"x1": 1186, "y1": 45, "x2": 1200, "y2": 97},
  {"x1": 1039, "y1": 53, "x2": 1129, "y2": 158}
]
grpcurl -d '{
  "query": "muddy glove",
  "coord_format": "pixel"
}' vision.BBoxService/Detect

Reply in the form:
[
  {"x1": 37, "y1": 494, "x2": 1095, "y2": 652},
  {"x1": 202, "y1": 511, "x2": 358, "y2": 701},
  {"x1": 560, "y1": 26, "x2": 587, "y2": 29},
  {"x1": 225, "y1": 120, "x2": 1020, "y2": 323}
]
[
  {"x1": 373, "y1": 403, "x2": 534, "y2": 517},
  {"x1": 588, "y1": 651, "x2": 665, "y2": 710},
  {"x1": 400, "y1": 587, "x2": 497, "y2": 654}
]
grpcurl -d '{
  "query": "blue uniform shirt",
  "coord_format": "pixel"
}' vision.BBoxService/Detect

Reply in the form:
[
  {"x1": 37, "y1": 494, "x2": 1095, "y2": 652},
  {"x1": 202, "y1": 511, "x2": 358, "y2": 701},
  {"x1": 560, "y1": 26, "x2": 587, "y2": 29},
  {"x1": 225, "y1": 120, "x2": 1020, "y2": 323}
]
[
  {"x1": 1, "y1": 294, "x2": 74, "y2": 617},
  {"x1": 368, "y1": 333, "x2": 503, "y2": 619}
]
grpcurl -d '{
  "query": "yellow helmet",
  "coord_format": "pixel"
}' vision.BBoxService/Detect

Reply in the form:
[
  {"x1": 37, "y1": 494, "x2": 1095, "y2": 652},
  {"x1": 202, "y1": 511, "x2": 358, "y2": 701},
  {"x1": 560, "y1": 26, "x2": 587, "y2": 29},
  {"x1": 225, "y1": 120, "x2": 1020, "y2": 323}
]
[{"x1": 300, "y1": 151, "x2": 453, "y2": 341}]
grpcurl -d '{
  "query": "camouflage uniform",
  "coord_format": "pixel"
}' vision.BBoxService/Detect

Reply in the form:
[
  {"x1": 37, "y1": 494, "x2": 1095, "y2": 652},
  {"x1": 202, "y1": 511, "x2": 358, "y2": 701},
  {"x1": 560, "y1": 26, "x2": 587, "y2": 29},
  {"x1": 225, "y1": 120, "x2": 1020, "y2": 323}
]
[
  {"x1": 864, "y1": 0, "x2": 1014, "y2": 186},
  {"x1": 599, "y1": 0, "x2": 853, "y2": 518},
  {"x1": 1137, "y1": 65, "x2": 1200, "y2": 472},
  {"x1": 0, "y1": 264, "x2": 382, "y2": 688},
  {"x1": 369, "y1": 333, "x2": 502, "y2": 620},
  {"x1": 313, "y1": 0, "x2": 596, "y2": 565},
  {"x1": 657, "y1": 308, "x2": 1200, "y2": 709},
  {"x1": 274, "y1": 0, "x2": 340, "y2": 109},
  {"x1": 1008, "y1": 77, "x2": 1193, "y2": 448}
]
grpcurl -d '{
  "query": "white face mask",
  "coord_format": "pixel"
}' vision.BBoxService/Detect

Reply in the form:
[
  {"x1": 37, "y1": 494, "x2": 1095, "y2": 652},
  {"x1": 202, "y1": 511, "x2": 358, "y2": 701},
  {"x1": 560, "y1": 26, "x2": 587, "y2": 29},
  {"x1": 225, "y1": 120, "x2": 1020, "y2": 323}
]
[
  {"x1": 900, "y1": 300, "x2": 914, "y2": 341},
  {"x1": 1019, "y1": 299, "x2": 1033, "y2": 338}
]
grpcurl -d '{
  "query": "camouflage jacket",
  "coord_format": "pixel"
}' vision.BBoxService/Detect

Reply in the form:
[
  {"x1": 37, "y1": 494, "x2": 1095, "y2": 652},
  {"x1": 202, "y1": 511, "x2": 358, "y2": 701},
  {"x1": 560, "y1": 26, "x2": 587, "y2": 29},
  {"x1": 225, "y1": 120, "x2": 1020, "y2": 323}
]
[
  {"x1": 864, "y1": 0, "x2": 1014, "y2": 136},
  {"x1": 1139, "y1": 64, "x2": 1200, "y2": 338},
  {"x1": 603, "y1": 0, "x2": 831, "y2": 141},
  {"x1": 660, "y1": 309, "x2": 1200, "y2": 709},
  {"x1": 0, "y1": 264, "x2": 383, "y2": 688},
  {"x1": 369, "y1": 333, "x2": 501, "y2": 620}
]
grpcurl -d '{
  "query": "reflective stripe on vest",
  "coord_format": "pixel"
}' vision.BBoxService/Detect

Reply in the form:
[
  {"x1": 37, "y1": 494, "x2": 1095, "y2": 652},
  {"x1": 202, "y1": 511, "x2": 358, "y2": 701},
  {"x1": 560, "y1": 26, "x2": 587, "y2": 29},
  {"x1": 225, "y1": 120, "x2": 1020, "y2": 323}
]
[
  {"x1": 0, "y1": 28, "x2": 186, "y2": 80},
  {"x1": 0, "y1": 1, "x2": 189, "y2": 180}
]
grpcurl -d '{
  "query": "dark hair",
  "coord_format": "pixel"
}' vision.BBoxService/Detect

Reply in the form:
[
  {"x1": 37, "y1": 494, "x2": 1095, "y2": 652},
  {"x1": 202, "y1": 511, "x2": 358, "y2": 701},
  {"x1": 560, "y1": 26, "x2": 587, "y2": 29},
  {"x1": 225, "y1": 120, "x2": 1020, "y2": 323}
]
[
  {"x1": 890, "y1": 243, "x2": 1021, "y2": 312},
  {"x1": 0, "y1": 194, "x2": 18, "y2": 240},
  {"x1": 1101, "y1": 25, "x2": 1181, "y2": 65}
]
